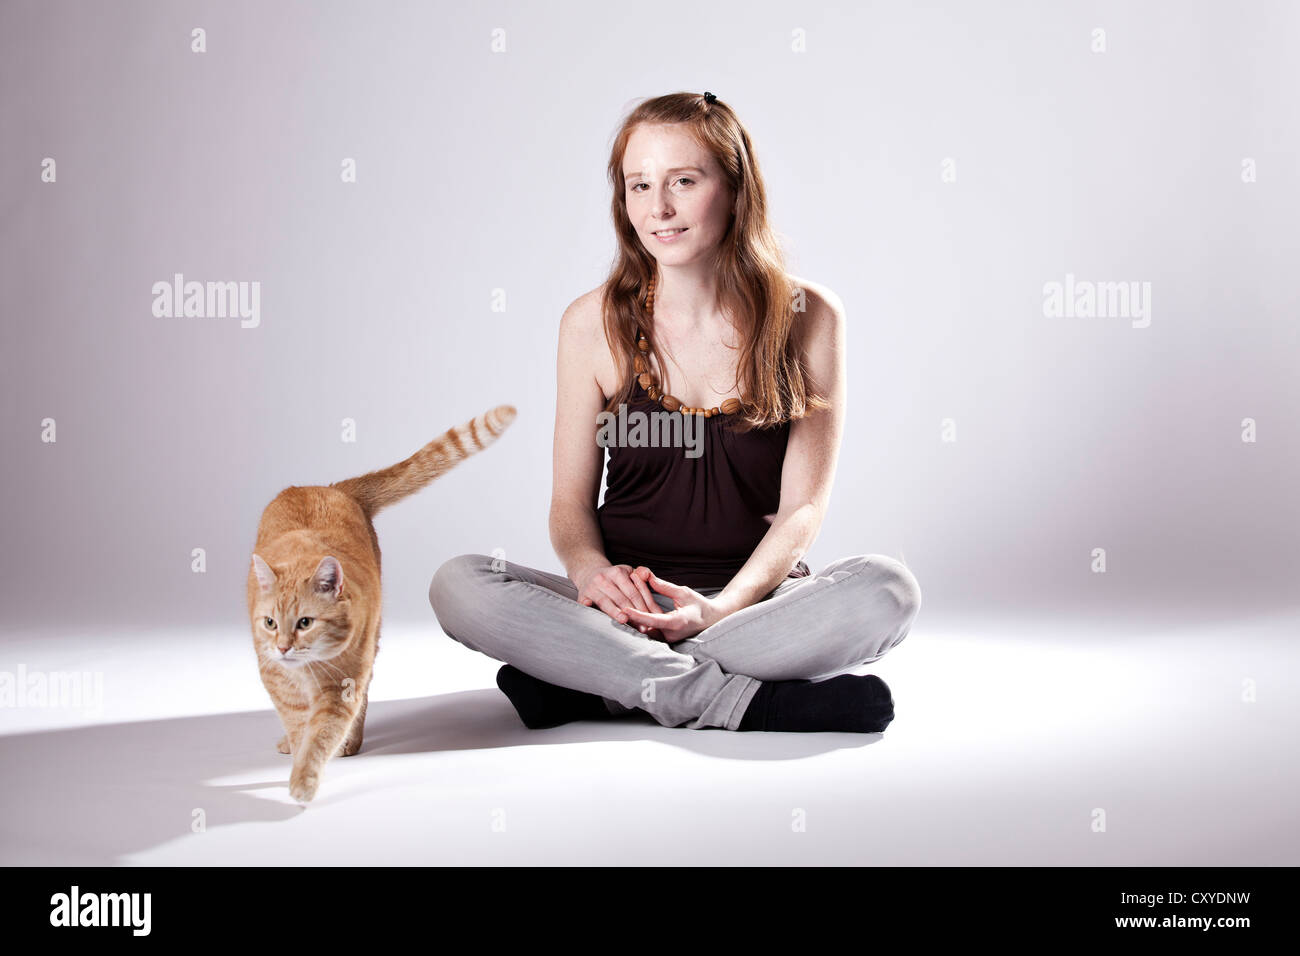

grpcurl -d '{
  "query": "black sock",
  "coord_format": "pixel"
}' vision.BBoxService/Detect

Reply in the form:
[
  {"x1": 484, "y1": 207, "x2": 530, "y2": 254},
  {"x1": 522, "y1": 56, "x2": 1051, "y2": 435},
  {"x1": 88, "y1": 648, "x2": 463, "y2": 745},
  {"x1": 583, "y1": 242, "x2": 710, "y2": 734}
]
[
  {"x1": 737, "y1": 674, "x2": 895, "y2": 733},
  {"x1": 495, "y1": 665, "x2": 615, "y2": 729}
]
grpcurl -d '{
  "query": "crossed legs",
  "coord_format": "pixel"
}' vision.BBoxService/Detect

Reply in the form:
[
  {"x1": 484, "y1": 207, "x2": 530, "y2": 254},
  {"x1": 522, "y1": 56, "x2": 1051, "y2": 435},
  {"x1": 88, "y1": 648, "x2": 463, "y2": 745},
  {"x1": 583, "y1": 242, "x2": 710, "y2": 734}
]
[{"x1": 428, "y1": 553, "x2": 921, "y2": 731}]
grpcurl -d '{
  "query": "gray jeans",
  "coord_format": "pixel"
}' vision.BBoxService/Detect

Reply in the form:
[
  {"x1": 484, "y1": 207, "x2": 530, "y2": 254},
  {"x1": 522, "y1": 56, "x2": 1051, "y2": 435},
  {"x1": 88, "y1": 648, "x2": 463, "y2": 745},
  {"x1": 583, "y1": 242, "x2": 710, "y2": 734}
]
[{"x1": 428, "y1": 553, "x2": 922, "y2": 731}]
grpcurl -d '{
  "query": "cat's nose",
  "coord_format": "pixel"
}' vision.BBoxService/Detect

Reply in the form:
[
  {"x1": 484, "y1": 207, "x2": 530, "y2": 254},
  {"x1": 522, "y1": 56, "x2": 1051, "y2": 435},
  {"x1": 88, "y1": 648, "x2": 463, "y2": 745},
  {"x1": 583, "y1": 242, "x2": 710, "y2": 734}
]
[{"x1": 277, "y1": 645, "x2": 292, "y2": 655}]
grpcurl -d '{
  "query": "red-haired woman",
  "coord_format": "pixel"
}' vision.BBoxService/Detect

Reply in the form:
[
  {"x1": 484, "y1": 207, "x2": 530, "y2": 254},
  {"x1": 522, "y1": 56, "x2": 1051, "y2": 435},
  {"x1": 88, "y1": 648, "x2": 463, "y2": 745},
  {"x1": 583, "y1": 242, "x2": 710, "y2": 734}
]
[{"x1": 430, "y1": 92, "x2": 920, "y2": 733}]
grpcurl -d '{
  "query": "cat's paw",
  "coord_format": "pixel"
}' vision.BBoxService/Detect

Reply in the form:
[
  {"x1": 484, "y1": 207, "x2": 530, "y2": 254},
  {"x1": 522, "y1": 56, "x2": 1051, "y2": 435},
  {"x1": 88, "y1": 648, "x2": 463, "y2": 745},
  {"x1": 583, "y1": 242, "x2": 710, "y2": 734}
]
[
  {"x1": 338, "y1": 736, "x2": 362, "y2": 757},
  {"x1": 276, "y1": 735, "x2": 292, "y2": 755},
  {"x1": 288, "y1": 767, "x2": 321, "y2": 804}
]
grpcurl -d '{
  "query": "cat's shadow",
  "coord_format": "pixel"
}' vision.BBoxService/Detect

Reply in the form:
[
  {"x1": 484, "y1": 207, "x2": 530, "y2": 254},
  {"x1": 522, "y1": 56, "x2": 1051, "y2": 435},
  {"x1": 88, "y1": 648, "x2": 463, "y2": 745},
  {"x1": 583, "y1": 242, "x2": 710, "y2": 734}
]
[{"x1": 0, "y1": 690, "x2": 874, "y2": 864}]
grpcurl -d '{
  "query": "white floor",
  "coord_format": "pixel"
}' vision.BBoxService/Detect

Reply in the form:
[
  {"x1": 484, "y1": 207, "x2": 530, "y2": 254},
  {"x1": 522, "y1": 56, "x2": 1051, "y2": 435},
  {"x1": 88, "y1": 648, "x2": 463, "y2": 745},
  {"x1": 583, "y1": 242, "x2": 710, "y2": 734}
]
[{"x1": 1, "y1": 607, "x2": 1297, "y2": 866}]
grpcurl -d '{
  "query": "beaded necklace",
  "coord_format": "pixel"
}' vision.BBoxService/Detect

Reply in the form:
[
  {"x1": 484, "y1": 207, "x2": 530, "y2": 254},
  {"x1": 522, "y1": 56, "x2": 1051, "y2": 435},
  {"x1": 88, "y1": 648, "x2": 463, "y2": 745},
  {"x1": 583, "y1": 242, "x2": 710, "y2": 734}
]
[{"x1": 635, "y1": 277, "x2": 745, "y2": 418}]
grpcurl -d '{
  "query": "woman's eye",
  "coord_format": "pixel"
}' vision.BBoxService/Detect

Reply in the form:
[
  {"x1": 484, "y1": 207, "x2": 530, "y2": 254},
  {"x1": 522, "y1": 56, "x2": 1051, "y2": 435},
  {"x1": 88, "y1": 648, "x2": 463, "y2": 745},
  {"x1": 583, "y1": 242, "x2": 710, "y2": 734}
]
[
  {"x1": 264, "y1": 618, "x2": 276, "y2": 629},
  {"x1": 632, "y1": 178, "x2": 693, "y2": 193},
  {"x1": 297, "y1": 618, "x2": 313, "y2": 630}
]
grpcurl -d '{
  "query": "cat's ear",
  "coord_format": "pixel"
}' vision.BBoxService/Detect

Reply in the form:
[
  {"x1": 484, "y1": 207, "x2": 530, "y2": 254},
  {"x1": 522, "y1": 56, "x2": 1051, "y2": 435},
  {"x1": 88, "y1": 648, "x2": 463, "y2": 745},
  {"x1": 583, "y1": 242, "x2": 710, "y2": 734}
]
[
  {"x1": 312, "y1": 556, "x2": 344, "y2": 599},
  {"x1": 251, "y1": 554, "x2": 277, "y2": 594}
]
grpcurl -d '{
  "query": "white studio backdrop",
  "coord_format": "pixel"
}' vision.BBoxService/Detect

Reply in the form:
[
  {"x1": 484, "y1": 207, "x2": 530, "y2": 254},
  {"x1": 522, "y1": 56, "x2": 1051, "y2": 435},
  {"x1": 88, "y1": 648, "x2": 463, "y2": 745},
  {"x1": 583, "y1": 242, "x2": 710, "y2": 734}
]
[{"x1": 1, "y1": 0, "x2": 1296, "y2": 637}]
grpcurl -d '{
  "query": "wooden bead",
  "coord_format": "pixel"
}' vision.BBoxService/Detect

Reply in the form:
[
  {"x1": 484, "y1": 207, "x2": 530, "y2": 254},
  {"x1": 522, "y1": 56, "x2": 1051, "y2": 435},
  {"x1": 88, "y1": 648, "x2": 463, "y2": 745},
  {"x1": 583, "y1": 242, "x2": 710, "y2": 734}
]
[{"x1": 636, "y1": 286, "x2": 736, "y2": 418}]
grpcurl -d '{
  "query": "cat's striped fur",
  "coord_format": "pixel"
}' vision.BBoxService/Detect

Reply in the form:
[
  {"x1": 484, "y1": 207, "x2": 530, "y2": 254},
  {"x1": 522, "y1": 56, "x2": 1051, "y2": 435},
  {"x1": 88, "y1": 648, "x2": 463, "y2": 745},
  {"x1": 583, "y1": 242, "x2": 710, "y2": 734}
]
[{"x1": 247, "y1": 404, "x2": 516, "y2": 804}]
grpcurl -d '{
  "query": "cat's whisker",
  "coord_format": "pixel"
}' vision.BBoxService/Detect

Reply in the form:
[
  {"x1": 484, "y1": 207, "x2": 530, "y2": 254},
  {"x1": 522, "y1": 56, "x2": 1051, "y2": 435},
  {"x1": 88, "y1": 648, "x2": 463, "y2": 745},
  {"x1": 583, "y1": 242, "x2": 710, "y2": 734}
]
[
  {"x1": 311, "y1": 655, "x2": 348, "y2": 682},
  {"x1": 303, "y1": 661, "x2": 324, "y2": 696}
]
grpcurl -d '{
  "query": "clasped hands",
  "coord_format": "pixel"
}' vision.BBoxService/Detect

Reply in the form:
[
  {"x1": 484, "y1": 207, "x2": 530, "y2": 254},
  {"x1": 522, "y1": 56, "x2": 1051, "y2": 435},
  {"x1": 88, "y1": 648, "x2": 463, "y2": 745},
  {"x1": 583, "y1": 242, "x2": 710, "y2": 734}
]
[{"x1": 574, "y1": 563, "x2": 724, "y2": 644}]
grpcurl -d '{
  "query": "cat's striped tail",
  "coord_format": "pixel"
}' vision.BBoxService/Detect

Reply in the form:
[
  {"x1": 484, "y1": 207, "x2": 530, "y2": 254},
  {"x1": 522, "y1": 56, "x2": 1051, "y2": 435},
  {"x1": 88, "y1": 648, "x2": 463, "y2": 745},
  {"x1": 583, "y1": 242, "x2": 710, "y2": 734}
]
[{"x1": 330, "y1": 404, "x2": 517, "y2": 519}]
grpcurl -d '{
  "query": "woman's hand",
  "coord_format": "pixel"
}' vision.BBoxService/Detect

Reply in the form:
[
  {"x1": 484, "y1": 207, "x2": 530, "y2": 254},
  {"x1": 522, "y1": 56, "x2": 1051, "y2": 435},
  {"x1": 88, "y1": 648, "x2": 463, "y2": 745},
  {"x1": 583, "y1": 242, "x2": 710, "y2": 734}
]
[
  {"x1": 574, "y1": 563, "x2": 664, "y2": 640},
  {"x1": 618, "y1": 570, "x2": 726, "y2": 644}
]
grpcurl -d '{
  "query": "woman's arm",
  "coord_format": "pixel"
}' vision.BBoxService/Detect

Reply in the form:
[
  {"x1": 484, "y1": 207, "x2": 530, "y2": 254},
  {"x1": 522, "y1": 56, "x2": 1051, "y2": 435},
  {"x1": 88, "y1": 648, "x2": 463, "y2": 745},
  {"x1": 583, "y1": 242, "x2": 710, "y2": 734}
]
[
  {"x1": 549, "y1": 292, "x2": 660, "y2": 625},
  {"x1": 549, "y1": 294, "x2": 609, "y2": 583},
  {"x1": 712, "y1": 283, "x2": 847, "y2": 619}
]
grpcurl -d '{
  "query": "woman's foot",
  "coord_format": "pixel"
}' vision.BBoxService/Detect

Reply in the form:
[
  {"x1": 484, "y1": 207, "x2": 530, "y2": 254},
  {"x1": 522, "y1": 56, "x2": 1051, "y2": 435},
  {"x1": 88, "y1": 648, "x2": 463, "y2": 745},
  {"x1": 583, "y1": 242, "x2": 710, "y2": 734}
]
[
  {"x1": 737, "y1": 673, "x2": 895, "y2": 733},
  {"x1": 495, "y1": 665, "x2": 616, "y2": 729}
]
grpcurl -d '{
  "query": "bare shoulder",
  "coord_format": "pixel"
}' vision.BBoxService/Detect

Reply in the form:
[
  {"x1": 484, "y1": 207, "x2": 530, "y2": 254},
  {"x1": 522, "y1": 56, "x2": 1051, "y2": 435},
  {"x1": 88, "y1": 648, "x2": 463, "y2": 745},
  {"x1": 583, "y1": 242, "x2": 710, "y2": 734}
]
[
  {"x1": 559, "y1": 284, "x2": 606, "y2": 336},
  {"x1": 786, "y1": 274, "x2": 846, "y2": 350},
  {"x1": 558, "y1": 283, "x2": 619, "y2": 399}
]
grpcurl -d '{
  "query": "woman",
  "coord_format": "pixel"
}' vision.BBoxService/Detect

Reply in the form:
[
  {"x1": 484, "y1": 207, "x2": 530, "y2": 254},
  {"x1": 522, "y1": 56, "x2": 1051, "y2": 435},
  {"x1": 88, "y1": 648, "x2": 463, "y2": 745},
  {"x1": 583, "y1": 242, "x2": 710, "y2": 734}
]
[{"x1": 429, "y1": 91, "x2": 921, "y2": 733}]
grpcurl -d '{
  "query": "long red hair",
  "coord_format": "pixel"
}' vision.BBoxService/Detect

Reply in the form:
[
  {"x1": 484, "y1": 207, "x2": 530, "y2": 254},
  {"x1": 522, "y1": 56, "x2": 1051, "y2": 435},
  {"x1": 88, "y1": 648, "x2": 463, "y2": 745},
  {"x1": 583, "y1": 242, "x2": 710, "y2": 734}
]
[{"x1": 599, "y1": 91, "x2": 830, "y2": 433}]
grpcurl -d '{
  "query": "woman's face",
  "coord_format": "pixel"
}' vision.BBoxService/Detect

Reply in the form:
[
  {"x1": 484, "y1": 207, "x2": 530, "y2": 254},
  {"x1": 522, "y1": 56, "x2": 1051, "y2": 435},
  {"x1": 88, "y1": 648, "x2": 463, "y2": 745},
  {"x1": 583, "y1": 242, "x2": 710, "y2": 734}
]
[{"x1": 622, "y1": 123, "x2": 735, "y2": 265}]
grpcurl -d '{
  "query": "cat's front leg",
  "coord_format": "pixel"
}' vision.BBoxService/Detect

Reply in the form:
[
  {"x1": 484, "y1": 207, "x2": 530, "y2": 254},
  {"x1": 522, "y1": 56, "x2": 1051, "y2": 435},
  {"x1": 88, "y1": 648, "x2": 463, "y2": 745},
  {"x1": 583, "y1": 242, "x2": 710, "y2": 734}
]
[
  {"x1": 260, "y1": 662, "x2": 307, "y2": 755},
  {"x1": 271, "y1": 703, "x2": 307, "y2": 755},
  {"x1": 336, "y1": 684, "x2": 370, "y2": 757},
  {"x1": 289, "y1": 767, "x2": 320, "y2": 805},
  {"x1": 288, "y1": 694, "x2": 358, "y2": 804}
]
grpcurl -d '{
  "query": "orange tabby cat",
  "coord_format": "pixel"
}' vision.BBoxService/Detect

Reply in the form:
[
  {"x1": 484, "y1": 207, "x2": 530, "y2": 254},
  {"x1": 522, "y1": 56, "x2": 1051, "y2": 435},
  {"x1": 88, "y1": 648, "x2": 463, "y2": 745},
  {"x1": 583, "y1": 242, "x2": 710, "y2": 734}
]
[{"x1": 247, "y1": 404, "x2": 516, "y2": 804}]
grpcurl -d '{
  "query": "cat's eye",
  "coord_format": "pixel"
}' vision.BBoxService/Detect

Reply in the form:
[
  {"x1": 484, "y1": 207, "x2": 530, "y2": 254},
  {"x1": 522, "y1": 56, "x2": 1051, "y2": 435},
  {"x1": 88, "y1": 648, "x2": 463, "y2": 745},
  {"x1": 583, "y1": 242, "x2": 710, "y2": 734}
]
[
  {"x1": 297, "y1": 617, "x2": 313, "y2": 630},
  {"x1": 263, "y1": 617, "x2": 276, "y2": 630}
]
